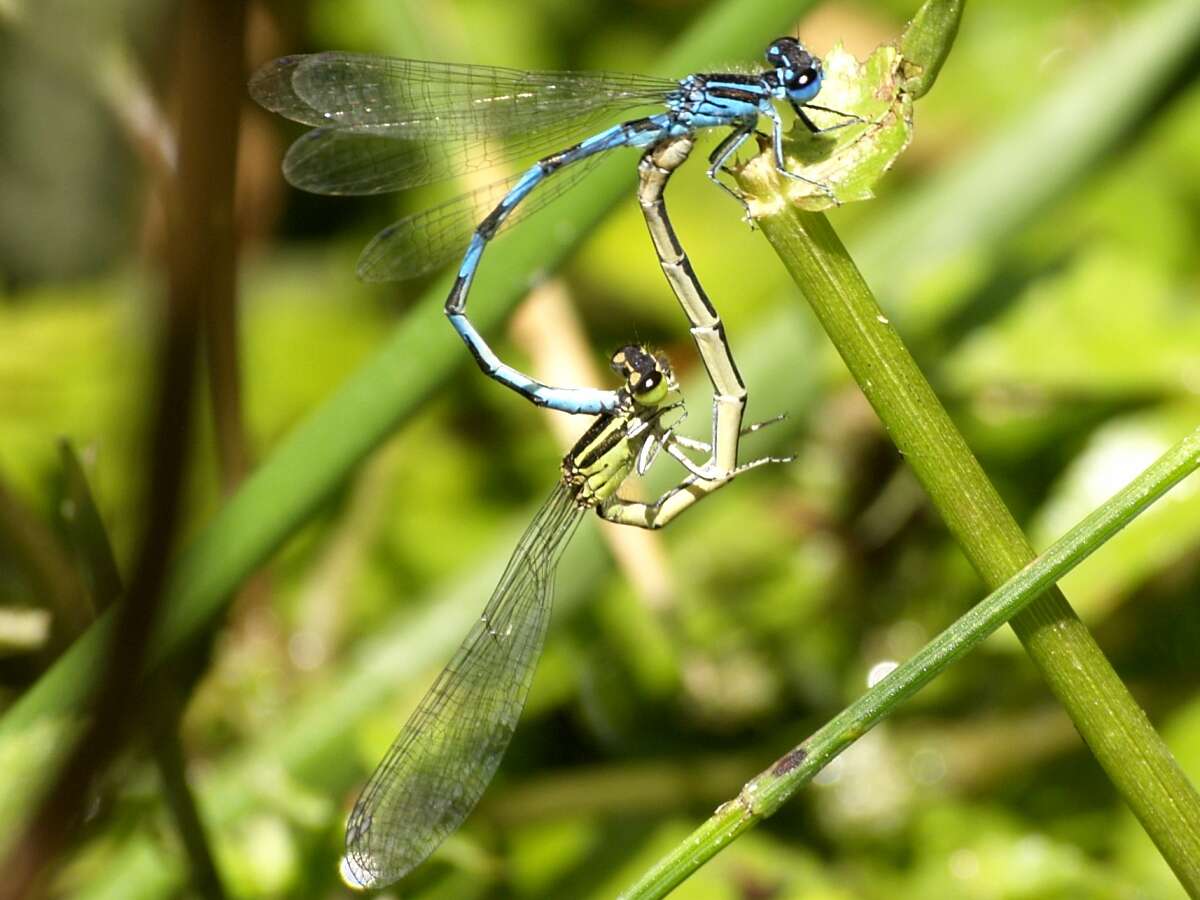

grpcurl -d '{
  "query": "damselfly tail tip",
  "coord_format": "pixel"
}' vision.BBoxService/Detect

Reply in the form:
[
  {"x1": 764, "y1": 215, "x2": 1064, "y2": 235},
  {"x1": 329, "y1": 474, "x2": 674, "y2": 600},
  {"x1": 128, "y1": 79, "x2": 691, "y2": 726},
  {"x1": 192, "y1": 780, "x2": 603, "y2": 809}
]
[
  {"x1": 247, "y1": 55, "x2": 304, "y2": 109},
  {"x1": 339, "y1": 852, "x2": 383, "y2": 891}
]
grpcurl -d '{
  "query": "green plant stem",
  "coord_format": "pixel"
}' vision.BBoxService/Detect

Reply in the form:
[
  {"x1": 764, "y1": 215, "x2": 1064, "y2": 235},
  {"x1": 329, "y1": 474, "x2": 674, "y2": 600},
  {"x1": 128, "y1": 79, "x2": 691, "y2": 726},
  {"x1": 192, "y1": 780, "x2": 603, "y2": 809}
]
[
  {"x1": 753, "y1": 200, "x2": 1200, "y2": 890},
  {"x1": 622, "y1": 424, "x2": 1200, "y2": 899},
  {"x1": 0, "y1": 476, "x2": 91, "y2": 649},
  {"x1": 55, "y1": 442, "x2": 227, "y2": 898},
  {"x1": 58, "y1": 440, "x2": 123, "y2": 615},
  {"x1": 150, "y1": 699, "x2": 228, "y2": 900},
  {"x1": 899, "y1": 0, "x2": 963, "y2": 99}
]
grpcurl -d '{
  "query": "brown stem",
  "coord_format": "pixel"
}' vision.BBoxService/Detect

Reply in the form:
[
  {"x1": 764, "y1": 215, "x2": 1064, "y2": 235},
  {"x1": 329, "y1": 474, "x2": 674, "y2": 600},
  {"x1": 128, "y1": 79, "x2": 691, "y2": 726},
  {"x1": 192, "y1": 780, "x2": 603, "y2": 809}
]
[{"x1": 0, "y1": 3, "x2": 247, "y2": 896}]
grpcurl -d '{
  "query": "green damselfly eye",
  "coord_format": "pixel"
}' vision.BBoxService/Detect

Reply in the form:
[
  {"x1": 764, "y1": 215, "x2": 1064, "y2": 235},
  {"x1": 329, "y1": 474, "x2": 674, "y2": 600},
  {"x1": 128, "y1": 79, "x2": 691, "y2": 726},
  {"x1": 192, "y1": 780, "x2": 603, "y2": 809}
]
[
  {"x1": 612, "y1": 343, "x2": 671, "y2": 406},
  {"x1": 631, "y1": 369, "x2": 669, "y2": 406}
]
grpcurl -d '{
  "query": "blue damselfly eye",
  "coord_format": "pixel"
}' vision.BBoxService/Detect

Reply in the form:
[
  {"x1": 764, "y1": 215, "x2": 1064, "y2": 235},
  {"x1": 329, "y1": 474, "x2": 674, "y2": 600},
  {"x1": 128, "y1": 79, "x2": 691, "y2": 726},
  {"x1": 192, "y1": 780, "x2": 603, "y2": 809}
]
[{"x1": 787, "y1": 65, "x2": 822, "y2": 103}]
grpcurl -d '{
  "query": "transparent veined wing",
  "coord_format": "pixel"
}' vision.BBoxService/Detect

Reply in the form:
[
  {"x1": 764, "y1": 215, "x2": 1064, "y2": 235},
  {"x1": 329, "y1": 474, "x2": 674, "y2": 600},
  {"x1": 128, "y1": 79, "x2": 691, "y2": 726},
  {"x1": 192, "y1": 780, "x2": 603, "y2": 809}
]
[
  {"x1": 354, "y1": 154, "x2": 607, "y2": 282},
  {"x1": 343, "y1": 483, "x2": 583, "y2": 889},
  {"x1": 280, "y1": 106, "x2": 618, "y2": 196},
  {"x1": 252, "y1": 53, "x2": 676, "y2": 197},
  {"x1": 249, "y1": 52, "x2": 678, "y2": 135}
]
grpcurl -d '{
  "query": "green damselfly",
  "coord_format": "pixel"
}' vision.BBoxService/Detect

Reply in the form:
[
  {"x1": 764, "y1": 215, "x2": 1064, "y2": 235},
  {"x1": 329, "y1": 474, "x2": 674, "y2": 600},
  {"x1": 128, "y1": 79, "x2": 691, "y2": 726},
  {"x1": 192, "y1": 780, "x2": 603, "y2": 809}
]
[{"x1": 343, "y1": 345, "x2": 788, "y2": 888}]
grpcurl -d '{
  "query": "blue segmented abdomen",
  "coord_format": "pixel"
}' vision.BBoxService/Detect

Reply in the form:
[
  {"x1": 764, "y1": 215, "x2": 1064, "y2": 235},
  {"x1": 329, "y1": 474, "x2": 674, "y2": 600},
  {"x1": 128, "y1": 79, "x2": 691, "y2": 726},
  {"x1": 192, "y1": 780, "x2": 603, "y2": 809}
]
[{"x1": 446, "y1": 313, "x2": 619, "y2": 415}]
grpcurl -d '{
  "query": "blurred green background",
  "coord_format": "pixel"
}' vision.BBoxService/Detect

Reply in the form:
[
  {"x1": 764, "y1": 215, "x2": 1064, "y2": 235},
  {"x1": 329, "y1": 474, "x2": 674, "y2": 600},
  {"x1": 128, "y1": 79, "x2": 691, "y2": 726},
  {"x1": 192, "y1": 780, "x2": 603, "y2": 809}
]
[{"x1": 2, "y1": 0, "x2": 1200, "y2": 897}]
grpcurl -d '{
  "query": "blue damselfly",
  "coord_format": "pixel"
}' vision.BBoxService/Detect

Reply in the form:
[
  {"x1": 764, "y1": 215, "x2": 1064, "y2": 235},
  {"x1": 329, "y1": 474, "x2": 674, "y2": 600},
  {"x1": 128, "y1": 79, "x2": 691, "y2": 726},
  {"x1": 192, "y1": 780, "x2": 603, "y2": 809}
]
[{"x1": 250, "y1": 39, "x2": 851, "y2": 418}]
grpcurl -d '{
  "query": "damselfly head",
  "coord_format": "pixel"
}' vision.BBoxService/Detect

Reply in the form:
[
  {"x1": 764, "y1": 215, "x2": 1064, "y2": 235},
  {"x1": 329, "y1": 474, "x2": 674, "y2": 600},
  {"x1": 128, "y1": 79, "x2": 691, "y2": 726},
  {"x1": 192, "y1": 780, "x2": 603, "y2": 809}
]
[
  {"x1": 610, "y1": 344, "x2": 674, "y2": 408},
  {"x1": 765, "y1": 37, "x2": 822, "y2": 105}
]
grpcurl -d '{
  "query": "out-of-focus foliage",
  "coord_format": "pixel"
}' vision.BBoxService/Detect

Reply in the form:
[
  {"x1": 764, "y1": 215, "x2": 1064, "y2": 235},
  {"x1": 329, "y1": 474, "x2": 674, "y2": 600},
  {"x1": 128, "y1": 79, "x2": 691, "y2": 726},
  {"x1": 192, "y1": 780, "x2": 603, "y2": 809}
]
[{"x1": 1, "y1": 0, "x2": 1198, "y2": 898}]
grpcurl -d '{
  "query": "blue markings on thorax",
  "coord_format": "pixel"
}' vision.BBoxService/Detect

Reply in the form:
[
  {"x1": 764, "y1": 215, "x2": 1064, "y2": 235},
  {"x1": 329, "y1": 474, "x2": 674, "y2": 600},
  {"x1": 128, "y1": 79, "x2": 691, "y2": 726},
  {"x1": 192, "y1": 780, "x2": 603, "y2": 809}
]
[{"x1": 666, "y1": 76, "x2": 769, "y2": 130}]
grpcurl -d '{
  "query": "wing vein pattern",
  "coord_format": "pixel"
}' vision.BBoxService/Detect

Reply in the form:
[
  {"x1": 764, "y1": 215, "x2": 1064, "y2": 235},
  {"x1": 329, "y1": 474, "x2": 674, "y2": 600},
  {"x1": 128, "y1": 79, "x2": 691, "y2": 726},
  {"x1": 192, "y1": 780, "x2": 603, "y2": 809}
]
[
  {"x1": 344, "y1": 482, "x2": 584, "y2": 888},
  {"x1": 248, "y1": 53, "x2": 679, "y2": 280}
]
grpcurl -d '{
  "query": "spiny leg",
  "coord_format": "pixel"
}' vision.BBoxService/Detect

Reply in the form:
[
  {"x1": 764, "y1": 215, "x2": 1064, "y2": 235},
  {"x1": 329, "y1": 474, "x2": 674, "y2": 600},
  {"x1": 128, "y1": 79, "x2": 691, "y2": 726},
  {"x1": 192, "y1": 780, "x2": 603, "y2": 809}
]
[
  {"x1": 599, "y1": 475, "x2": 708, "y2": 530},
  {"x1": 599, "y1": 435, "x2": 792, "y2": 531},
  {"x1": 761, "y1": 103, "x2": 838, "y2": 202},
  {"x1": 741, "y1": 412, "x2": 787, "y2": 435},
  {"x1": 665, "y1": 440, "x2": 793, "y2": 481},
  {"x1": 797, "y1": 103, "x2": 867, "y2": 133},
  {"x1": 704, "y1": 123, "x2": 755, "y2": 216},
  {"x1": 669, "y1": 413, "x2": 789, "y2": 458}
]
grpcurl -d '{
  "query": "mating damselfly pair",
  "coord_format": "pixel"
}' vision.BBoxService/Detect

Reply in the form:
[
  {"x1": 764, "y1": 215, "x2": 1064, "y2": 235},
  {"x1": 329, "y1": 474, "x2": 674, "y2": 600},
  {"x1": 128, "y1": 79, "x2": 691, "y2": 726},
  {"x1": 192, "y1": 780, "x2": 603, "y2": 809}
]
[{"x1": 252, "y1": 35, "x2": 860, "y2": 889}]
